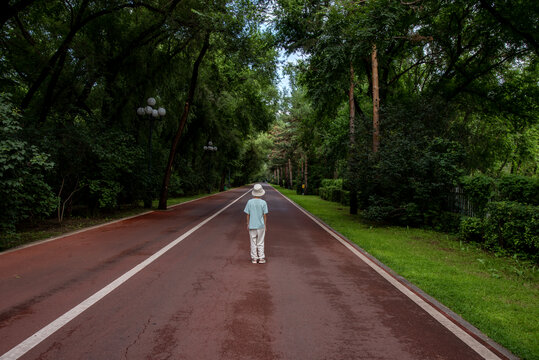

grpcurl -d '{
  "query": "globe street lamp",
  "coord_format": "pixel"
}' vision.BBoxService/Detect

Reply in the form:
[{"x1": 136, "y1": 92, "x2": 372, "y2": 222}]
[
  {"x1": 203, "y1": 141, "x2": 217, "y2": 193},
  {"x1": 137, "y1": 97, "x2": 166, "y2": 208}
]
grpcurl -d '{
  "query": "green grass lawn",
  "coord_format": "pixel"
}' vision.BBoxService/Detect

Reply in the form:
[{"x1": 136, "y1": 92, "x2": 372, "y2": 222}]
[
  {"x1": 0, "y1": 193, "x2": 214, "y2": 252},
  {"x1": 274, "y1": 186, "x2": 539, "y2": 360}
]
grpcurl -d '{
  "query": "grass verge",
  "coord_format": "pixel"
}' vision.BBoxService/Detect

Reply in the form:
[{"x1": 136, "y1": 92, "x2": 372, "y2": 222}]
[
  {"x1": 274, "y1": 186, "x2": 538, "y2": 360},
  {"x1": 0, "y1": 193, "x2": 214, "y2": 252}
]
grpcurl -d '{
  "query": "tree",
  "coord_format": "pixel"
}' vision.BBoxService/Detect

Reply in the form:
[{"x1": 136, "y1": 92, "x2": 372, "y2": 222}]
[
  {"x1": 0, "y1": 93, "x2": 56, "y2": 234},
  {"x1": 158, "y1": 33, "x2": 210, "y2": 210},
  {"x1": 272, "y1": 0, "x2": 538, "y2": 225},
  {"x1": 0, "y1": 0, "x2": 279, "y2": 230}
]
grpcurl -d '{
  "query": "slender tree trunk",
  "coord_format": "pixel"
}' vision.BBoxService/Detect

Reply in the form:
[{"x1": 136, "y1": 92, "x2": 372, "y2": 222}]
[
  {"x1": 304, "y1": 155, "x2": 308, "y2": 194},
  {"x1": 288, "y1": 158, "x2": 293, "y2": 189},
  {"x1": 349, "y1": 63, "x2": 356, "y2": 145},
  {"x1": 158, "y1": 34, "x2": 210, "y2": 210},
  {"x1": 286, "y1": 163, "x2": 289, "y2": 188},
  {"x1": 372, "y1": 44, "x2": 380, "y2": 153},
  {"x1": 348, "y1": 62, "x2": 358, "y2": 215},
  {"x1": 284, "y1": 163, "x2": 287, "y2": 187}
]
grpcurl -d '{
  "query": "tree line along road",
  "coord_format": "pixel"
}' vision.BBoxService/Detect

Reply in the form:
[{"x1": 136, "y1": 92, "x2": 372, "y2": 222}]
[{"x1": 0, "y1": 184, "x2": 515, "y2": 360}]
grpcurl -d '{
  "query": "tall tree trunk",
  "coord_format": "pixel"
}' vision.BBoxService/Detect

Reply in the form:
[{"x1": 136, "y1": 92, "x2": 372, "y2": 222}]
[
  {"x1": 219, "y1": 172, "x2": 225, "y2": 192},
  {"x1": 158, "y1": 34, "x2": 210, "y2": 210},
  {"x1": 349, "y1": 62, "x2": 356, "y2": 145},
  {"x1": 348, "y1": 62, "x2": 358, "y2": 215},
  {"x1": 288, "y1": 158, "x2": 293, "y2": 189},
  {"x1": 372, "y1": 44, "x2": 380, "y2": 153},
  {"x1": 284, "y1": 163, "x2": 288, "y2": 187},
  {"x1": 300, "y1": 157, "x2": 304, "y2": 193},
  {"x1": 304, "y1": 155, "x2": 308, "y2": 194}
]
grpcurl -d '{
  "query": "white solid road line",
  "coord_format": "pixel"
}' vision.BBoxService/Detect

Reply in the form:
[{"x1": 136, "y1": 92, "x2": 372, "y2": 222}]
[
  {"x1": 0, "y1": 190, "x2": 250, "y2": 360},
  {"x1": 276, "y1": 189, "x2": 502, "y2": 360}
]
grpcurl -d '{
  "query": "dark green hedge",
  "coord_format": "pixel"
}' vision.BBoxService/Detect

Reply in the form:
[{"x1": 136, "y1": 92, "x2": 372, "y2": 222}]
[
  {"x1": 460, "y1": 174, "x2": 496, "y2": 215},
  {"x1": 459, "y1": 201, "x2": 539, "y2": 260},
  {"x1": 460, "y1": 174, "x2": 539, "y2": 213},
  {"x1": 484, "y1": 201, "x2": 538, "y2": 256},
  {"x1": 498, "y1": 175, "x2": 539, "y2": 205},
  {"x1": 318, "y1": 179, "x2": 349, "y2": 205}
]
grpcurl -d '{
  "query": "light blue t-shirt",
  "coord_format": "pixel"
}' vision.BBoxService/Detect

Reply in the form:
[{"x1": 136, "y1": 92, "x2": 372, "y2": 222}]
[{"x1": 244, "y1": 198, "x2": 268, "y2": 229}]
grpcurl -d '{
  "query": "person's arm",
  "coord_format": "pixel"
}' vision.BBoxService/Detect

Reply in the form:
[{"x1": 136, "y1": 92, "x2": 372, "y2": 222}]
[
  {"x1": 246, "y1": 214, "x2": 250, "y2": 229},
  {"x1": 264, "y1": 213, "x2": 267, "y2": 229}
]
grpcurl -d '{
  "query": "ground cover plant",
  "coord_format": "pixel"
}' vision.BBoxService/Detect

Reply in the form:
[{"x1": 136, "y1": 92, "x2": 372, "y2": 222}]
[{"x1": 274, "y1": 186, "x2": 539, "y2": 360}]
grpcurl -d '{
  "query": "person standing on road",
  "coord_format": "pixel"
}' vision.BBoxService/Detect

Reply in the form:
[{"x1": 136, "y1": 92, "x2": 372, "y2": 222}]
[{"x1": 244, "y1": 184, "x2": 268, "y2": 264}]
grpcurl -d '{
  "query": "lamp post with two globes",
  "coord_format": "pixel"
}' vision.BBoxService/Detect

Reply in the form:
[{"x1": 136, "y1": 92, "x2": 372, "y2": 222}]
[{"x1": 137, "y1": 97, "x2": 166, "y2": 208}]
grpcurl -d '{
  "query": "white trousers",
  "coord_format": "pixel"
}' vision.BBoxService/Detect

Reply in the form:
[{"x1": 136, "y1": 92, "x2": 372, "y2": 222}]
[{"x1": 249, "y1": 228, "x2": 266, "y2": 260}]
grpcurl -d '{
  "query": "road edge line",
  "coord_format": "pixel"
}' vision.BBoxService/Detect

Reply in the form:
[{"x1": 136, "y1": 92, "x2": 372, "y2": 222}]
[
  {"x1": 0, "y1": 189, "x2": 250, "y2": 360},
  {"x1": 272, "y1": 186, "x2": 514, "y2": 360}
]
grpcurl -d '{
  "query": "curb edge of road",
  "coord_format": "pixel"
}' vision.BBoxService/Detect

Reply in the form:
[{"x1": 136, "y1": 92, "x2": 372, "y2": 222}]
[
  {"x1": 0, "y1": 189, "x2": 236, "y2": 257},
  {"x1": 271, "y1": 185, "x2": 518, "y2": 360}
]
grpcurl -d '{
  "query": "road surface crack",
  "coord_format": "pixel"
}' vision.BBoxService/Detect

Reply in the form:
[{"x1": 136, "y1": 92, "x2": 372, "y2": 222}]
[{"x1": 124, "y1": 317, "x2": 152, "y2": 359}]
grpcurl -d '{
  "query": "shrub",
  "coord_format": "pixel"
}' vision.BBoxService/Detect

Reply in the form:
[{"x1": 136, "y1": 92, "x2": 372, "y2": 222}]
[
  {"x1": 88, "y1": 180, "x2": 122, "y2": 210},
  {"x1": 433, "y1": 211, "x2": 462, "y2": 233},
  {"x1": 460, "y1": 174, "x2": 496, "y2": 215},
  {"x1": 363, "y1": 205, "x2": 398, "y2": 222},
  {"x1": 358, "y1": 136, "x2": 464, "y2": 224},
  {"x1": 169, "y1": 173, "x2": 185, "y2": 197},
  {"x1": 318, "y1": 187, "x2": 329, "y2": 201},
  {"x1": 459, "y1": 217, "x2": 484, "y2": 243},
  {"x1": 329, "y1": 186, "x2": 341, "y2": 202},
  {"x1": 483, "y1": 201, "x2": 539, "y2": 258},
  {"x1": 497, "y1": 175, "x2": 539, "y2": 205},
  {"x1": 340, "y1": 190, "x2": 350, "y2": 206},
  {"x1": 318, "y1": 179, "x2": 349, "y2": 206},
  {"x1": 320, "y1": 178, "x2": 343, "y2": 189}
]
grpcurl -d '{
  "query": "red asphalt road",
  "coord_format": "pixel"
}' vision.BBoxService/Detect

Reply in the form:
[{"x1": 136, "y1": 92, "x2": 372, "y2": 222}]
[{"x1": 0, "y1": 185, "x2": 510, "y2": 360}]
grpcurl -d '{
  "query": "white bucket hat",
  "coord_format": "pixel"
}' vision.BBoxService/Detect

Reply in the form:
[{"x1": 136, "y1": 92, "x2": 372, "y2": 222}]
[{"x1": 252, "y1": 183, "x2": 265, "y2": 197}]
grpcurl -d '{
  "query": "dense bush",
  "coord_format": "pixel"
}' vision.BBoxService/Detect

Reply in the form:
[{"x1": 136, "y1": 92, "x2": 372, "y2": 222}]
[
  {"x1": 460, "y1": 174, "x2": 539, "y2": 208},
  {"x1": 432, "y1": 211, "x2": 463, "y2": 233},
  {"x1": 460, "y1": 174, "x2": 496, "y2": 215},
  {"x1": 498, "y1": 175, "x2": 539, "y2": 205},
  {"x1": 358, "y1": 136, "x2": 465, "y2": 226},
  {"x1": 483, "y1": 201, "x2": 538, "y2": 257},
  {"x1": 457, "y1": 176, "x2": 539, "y2": 259},
  {"x1": 353, "y1": 96, "x2": 465, "y2": 226},
  {"x1": 459, "y1": 217, "x2": 484, "y2": 243},
  {"x1": 318, "y1": 178, "x2": 349, "y2": 205}
]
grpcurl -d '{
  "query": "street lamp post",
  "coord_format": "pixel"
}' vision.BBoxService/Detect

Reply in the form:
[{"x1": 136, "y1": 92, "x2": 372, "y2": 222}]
[
  {"x1": 203, "y1": 141, "x2": 217, "y2": 193},
  {"x1": 137, "y1": 97, "x2": 166, "y2": 208}
]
